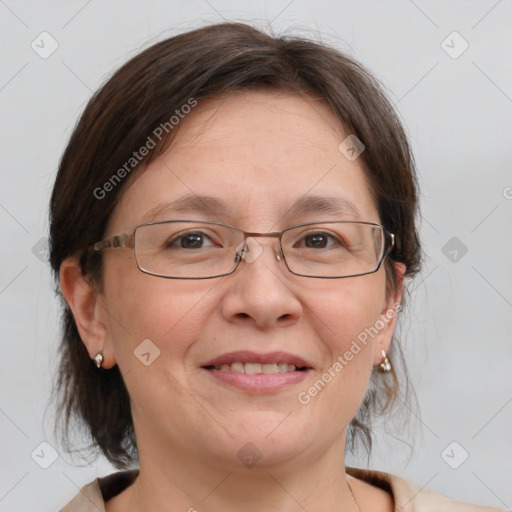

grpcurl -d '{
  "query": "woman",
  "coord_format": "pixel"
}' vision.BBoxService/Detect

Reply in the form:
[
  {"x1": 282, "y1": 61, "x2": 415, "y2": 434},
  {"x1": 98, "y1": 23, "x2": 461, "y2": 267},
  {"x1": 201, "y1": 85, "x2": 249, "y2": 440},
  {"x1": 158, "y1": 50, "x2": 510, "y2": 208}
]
[{"x1": 51, "y1": 22, "x2": 502, "y2": 511}]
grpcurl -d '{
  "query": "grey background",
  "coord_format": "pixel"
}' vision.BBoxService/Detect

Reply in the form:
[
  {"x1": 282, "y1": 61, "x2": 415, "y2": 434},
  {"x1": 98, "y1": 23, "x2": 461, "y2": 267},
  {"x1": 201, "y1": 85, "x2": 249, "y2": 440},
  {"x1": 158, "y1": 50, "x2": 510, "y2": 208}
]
[{"x1": 1, "y1": 0, "x2": 511, "y2": 510}]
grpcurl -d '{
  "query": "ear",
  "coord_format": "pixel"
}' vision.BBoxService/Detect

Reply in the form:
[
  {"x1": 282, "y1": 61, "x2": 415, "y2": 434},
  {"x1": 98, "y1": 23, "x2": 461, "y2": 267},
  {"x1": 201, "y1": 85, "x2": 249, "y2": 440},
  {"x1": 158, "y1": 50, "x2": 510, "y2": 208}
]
[
  {"x1": 59, "y1": 257, "x2": 116, "y2": 369},
  {"x1": 372, "y1": 262, "x2": 406, "y2": 366}
]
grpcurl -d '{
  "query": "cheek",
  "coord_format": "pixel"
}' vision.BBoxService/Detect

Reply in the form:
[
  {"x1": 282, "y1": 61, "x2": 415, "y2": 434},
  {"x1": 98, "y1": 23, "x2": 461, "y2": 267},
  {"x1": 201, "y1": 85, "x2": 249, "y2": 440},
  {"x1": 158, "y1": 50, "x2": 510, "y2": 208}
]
[
  {"x1": 307, "y1": 274, "x2": 385, "y2": 351},
  {"x1": 101, "y1": 273, "x2": 217, "y2": 428},
  {"x1": 302, "y1": 276, "x2": 386, "y2": 402},
  {"x1": 102, "y1": 266, "x2": 215, "y2": 369},
  {"x1": 315, "y1": 300, "x2": 377, "y2": 386}
]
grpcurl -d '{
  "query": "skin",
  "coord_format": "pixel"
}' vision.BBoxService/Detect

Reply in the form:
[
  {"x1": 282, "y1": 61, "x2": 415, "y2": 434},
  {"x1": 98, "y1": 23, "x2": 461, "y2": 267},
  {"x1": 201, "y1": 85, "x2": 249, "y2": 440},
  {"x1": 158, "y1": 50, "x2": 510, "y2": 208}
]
[{"x1": 61, "y1": 90, "x2": 405, "y2": 512}]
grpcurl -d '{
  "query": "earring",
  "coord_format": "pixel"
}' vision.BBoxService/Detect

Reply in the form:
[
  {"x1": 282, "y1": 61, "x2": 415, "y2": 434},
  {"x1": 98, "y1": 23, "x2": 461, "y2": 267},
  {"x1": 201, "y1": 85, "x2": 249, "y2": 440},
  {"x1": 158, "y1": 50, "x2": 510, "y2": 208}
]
[
  {"x1": 378, "y1": 349, "x2": 391, "y2": 372},
  {"x1": 94, "y1": 352, "x2": 104, "y2": 368}
]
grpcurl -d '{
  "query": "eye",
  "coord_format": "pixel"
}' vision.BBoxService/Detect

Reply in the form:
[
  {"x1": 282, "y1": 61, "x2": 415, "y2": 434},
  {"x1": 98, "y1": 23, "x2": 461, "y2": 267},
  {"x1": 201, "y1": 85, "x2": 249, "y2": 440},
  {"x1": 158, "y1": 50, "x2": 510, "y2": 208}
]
[
  {"x1": 166, "y1": 231, "x2": 218, "y2": 249},
  {"x1": 299, "y1": 231, "x2": 344, "y2": 249}
]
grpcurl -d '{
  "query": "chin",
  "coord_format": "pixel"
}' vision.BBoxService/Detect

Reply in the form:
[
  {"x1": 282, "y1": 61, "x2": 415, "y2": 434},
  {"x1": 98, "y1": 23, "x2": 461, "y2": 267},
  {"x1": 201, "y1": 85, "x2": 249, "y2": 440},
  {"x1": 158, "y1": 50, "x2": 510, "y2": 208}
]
[
  {"x1": 207, "y1": 438, "x2": 310, "y2": 473},
  {"x1": 208, "y1": 416, "x2": 318, "y2": 469}
]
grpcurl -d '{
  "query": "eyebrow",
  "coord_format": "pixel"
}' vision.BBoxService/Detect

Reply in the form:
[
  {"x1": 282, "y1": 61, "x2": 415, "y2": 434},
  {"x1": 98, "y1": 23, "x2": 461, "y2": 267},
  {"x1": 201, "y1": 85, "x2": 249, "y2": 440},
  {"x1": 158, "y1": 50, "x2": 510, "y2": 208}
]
[{"x1": 141, "y1": 193, "x2": 361, "y2": 224}]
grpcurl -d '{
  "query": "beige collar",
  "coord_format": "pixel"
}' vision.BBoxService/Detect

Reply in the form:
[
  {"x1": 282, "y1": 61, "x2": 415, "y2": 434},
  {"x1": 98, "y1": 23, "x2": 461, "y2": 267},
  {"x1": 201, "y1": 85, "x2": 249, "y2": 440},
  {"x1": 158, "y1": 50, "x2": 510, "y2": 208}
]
[{"x1": 60, "y1": 467, "x2": 503, "y2": 511}]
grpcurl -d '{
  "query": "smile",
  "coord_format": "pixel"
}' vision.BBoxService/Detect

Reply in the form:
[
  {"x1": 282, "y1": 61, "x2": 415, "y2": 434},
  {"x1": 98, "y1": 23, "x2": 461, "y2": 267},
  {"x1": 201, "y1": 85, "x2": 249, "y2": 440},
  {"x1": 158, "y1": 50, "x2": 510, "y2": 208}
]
[{"x1": 204, "y1": 362, "x2": 306, "y2": 374}]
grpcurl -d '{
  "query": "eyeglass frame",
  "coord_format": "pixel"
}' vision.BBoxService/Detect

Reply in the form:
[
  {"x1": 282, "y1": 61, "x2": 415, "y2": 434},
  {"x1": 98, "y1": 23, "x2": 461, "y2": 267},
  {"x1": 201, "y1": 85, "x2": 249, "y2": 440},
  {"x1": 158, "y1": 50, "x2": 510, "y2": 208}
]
[{"x1": 91, "y1": 219, "x2": 395, "y2": 280}]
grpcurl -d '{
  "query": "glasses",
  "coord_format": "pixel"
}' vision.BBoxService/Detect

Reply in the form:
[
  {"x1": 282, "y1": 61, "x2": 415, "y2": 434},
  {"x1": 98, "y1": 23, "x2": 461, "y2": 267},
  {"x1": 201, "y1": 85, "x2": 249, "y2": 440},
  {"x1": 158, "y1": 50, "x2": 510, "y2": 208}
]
[{"x1": 92, "y1": 220, "x2": 394, "y2": 279}]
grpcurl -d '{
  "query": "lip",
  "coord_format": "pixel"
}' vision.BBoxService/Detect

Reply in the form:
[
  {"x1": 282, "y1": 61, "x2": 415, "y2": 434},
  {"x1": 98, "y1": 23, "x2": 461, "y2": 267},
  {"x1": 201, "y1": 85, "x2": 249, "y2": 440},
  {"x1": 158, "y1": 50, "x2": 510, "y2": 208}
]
[
  {"x1": 200, "y1": 350, "x2": 313, "y2": 369},
  {"x1": 200, "y1": 350, "x2": 313, "y2": 395},
  {"x1": 203, "y1": 367, "x2": 311, "y2": 394}
]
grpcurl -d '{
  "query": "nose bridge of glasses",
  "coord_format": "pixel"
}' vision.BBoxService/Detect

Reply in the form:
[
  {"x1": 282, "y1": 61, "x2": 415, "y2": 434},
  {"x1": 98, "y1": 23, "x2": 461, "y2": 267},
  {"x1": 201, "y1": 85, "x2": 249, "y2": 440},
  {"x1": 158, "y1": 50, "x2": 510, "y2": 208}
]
[{"x1": 235, "y1": 231, "x2": 284, "y2": 264}]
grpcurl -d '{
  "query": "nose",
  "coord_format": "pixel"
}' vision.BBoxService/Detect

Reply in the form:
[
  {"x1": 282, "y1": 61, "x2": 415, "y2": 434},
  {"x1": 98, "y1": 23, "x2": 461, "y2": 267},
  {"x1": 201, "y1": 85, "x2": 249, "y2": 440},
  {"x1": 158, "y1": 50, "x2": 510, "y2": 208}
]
[
  {"x1": 234, "y1": 236, "x2": 284, "y2": 265},
  {"x1": 220, "y1": 237, "x2": 302, "y2": 330}
]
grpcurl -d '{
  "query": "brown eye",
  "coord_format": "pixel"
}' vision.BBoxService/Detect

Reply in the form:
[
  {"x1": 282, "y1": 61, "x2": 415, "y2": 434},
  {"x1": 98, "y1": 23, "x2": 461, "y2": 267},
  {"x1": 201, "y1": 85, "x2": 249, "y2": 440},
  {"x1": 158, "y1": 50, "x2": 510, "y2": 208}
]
[
  {"x1": 307, "y1": 233, "x2": 331, "y2": 248},
  {"x1": 166, "y1": 231, "x2": 215, "y2": 249},
  {"x1": 299, "y1": 231, "x2": 344, "y2": 249},
  {"x1": 180, "y1": 233, "x2": 205, "y2": 249}
]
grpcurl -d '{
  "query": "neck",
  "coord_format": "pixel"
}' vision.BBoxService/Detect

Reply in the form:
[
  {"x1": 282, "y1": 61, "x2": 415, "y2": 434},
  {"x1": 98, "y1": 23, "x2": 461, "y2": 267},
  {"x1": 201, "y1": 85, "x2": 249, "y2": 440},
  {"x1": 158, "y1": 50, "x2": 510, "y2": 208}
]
[{"x1": 116, "y1": 434, "x2": 361, "y2": 512}]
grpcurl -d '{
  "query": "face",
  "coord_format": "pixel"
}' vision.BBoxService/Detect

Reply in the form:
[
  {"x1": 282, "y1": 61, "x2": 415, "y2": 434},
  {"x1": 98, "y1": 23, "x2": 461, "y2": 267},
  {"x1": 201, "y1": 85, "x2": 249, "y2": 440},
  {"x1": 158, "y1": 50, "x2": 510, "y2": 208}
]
[{"x1": 77, "y1": 90, "x2": 403, "y2": 471}]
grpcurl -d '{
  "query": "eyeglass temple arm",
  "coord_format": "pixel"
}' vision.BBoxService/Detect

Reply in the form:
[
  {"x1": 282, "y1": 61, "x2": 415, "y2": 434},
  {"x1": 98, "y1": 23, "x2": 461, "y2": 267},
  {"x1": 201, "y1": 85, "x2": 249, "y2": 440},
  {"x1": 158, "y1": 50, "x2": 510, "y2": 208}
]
[
  {"x1": 94, "y1": 233, "x2": 134, "y2": 252},
  {"x1": 387, "y1": 232, "x2": 395, "y2": 253}
]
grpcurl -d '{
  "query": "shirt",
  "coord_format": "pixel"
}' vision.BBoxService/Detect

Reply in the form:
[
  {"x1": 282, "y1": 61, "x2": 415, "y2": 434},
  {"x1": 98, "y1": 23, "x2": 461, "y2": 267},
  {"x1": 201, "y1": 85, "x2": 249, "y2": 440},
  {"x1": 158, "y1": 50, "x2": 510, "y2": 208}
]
[{"x1": 59, "y1": 467, "x2": 505, "y2": 511}]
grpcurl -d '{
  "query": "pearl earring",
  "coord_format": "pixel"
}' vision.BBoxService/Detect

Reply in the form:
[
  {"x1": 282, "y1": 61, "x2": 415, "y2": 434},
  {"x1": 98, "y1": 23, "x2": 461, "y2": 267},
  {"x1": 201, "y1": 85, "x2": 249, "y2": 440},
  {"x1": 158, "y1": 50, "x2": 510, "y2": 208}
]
[
  {"x1": 378, "y1": 349, "x2": 391, "y2": 372},
  {"x1": 94, "y1": 352, "x2": 104, "y2": 368}
]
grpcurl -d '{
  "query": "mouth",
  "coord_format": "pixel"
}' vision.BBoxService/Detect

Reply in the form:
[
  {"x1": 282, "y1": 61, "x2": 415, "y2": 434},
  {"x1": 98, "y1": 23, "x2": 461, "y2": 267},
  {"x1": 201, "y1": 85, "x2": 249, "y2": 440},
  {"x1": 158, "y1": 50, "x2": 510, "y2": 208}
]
[
  {"x1": 202, "y1": 362, "x2": 309, "y2": 373},
  {"x1": 200, "y1": 350, "x2": 313, "y2": 372},
  {"x1": 200, "y1": 351, "x2": 313, "y2": 394}
]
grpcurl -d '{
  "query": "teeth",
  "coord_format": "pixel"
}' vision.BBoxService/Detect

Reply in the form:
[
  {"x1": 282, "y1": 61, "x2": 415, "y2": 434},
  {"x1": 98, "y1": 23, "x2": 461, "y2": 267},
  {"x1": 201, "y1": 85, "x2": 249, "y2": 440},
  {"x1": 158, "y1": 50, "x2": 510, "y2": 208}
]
[
  {"x1": 213, "y1": 362, "x2": 299, "y2": 374},
  {"x1": 278, "y1": 362, "x2": 290, "y2": 373},
  {"x1": 262, "y1": 363, "x2": 279, "y2": 374},
  {"x1": 245, "y1": 362, "x2": 262, "y2": 374},
  {"x1": 231, "y1": 362, "x2": 244, "y2": 373}
]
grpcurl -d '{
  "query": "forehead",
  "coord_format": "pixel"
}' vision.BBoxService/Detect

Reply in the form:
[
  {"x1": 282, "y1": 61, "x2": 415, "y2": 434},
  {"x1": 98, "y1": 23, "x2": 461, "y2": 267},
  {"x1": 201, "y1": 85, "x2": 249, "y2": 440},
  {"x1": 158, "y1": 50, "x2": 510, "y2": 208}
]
[
  {"x1": 109, "y1": 90, "x2": 379, "y2": 231},
  {"x1": 170, "y1": 89, "x2": 346, "y2": 164}
]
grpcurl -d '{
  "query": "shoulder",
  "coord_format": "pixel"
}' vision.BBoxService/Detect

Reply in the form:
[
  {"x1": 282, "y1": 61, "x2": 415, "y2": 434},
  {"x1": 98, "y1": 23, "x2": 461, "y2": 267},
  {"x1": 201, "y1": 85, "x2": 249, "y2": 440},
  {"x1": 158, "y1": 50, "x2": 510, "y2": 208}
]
[
  {"x1": 346, "y1": 466, "x2": 506, "y2": 511},
  {"x1": 59, "y1": 478, "x2": 104, "y2": 512},
  {"x1": 59, "y1": 467, "x2": 504, "y2": 512},
  {"x1": 59, "y1": 470, "x2": 139, "y2": 512}
]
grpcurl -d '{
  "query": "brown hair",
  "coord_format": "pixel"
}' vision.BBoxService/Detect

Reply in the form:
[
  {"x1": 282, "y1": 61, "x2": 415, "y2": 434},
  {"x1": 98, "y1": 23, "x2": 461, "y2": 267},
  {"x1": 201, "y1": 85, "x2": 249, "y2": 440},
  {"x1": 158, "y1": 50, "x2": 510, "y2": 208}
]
[{"x1": 49, "y1": 22, "x2": 421, "y2": 468}]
